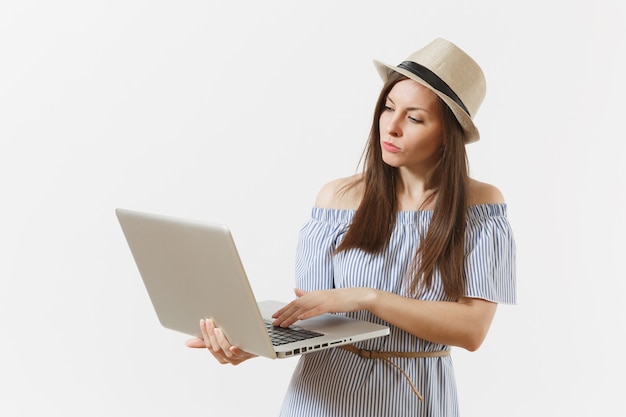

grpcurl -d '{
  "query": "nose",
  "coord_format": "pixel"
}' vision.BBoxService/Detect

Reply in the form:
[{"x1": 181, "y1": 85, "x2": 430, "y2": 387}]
[{"x1": 385, "y1": 113, "x2": 402, "y2": 137}]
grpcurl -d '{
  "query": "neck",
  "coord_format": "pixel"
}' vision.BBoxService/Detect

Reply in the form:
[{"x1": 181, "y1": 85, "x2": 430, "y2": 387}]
[{"x1": 395, "y1": 169, "x2": 440, "y2": 211}]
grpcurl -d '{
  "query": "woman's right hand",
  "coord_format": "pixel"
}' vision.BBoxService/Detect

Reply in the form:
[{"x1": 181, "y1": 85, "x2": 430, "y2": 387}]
[{"x1": 185, "y1": 319, "x2": 257, "y2": 365}]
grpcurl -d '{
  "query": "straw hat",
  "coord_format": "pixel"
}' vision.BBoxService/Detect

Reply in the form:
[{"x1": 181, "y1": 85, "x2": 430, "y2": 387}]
[{"x1": 373, "y1": 38, "x2": 486, "y2": 143}]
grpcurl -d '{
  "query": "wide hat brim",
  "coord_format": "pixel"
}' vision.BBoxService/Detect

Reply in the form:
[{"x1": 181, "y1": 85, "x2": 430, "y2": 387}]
[{"x1": 372, "y1": 39, "x2": 485, "y2": 144}]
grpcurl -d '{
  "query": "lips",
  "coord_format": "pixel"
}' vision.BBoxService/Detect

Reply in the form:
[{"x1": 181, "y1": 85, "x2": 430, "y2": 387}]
[{"x1": 382, "y1": 141, "x2": 401, "y2": 153}]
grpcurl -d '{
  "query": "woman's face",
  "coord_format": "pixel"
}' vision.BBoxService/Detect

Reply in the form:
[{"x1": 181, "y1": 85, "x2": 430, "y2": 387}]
[{"x1": 379, "y1": 79, "x2": 445, "y2": 173}]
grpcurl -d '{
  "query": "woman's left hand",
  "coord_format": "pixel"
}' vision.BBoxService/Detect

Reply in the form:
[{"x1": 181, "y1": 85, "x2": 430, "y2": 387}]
[{"x1": 271, "y1": 287, "x2": 375, "y2": 327}]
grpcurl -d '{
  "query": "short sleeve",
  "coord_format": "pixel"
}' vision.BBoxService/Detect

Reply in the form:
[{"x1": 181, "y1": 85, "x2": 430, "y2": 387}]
[
  {"x1": 463, "y1": 204, "x2": 517, "y2": 304},
  {"x1": 294, "y1": 208, "x2": 352, "y2": 291}
]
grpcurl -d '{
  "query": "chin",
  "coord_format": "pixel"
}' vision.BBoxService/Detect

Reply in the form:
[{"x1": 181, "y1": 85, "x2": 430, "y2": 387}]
[{"x1": 381, "y1": 155, "x2": 402, "y2": 168}]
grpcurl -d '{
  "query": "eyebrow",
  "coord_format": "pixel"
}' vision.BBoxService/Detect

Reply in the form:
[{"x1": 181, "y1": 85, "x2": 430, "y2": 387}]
[{"x1": 386, "y1": 97, "x2": 430, "y2": 113}]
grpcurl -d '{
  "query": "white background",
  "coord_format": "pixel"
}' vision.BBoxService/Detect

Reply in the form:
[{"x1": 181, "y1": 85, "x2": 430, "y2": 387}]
[{"x1": 1, "y1": 1, "x2": 624, "y2": 416}]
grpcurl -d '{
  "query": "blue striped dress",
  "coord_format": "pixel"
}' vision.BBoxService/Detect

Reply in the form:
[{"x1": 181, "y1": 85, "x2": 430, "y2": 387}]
[{"x1": 278, "y1": 204, "x2": 516, "y2": 417}]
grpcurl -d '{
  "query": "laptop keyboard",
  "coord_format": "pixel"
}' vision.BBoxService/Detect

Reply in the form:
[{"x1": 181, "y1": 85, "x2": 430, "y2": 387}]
[{"x1": 264, "y1": 321, "x2": 323, "y2": 346}]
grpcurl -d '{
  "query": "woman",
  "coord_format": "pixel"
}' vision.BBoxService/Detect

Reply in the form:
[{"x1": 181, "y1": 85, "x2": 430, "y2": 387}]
[{"x1": 187, "y1": 38, "x2": 516, "y2": 416}]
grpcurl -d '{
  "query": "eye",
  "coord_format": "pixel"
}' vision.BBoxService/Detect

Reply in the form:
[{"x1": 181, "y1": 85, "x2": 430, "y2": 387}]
[
  {"x1": 383, "y1": 104, "x2": 394, "y2": 112},
  {"x1": 408, "y1": 116, "x2": 423, "y2": 124}
]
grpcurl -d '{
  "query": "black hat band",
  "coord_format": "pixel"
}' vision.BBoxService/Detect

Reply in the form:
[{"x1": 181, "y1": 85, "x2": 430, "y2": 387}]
[{"x1": 397, "y1": 61, "x2": 470, "y2": 116}]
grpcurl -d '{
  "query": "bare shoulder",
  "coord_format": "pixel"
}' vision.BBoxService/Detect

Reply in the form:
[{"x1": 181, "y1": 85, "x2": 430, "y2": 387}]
[
  {"x1": 468, "y1": 178, "x2": 506, "y2": 205},
  {"x1": 315, "y1": 174, "x2": 364, "y2": 210}
]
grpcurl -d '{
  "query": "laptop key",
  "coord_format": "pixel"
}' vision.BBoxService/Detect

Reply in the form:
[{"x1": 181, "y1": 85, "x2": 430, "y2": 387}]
[{"x1": 264, "y1": 321, "x2": 323, "y2": 346}]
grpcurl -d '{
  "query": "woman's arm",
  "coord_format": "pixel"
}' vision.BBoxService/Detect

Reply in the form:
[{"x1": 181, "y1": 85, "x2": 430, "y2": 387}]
[
  {"x1": 272, "y1": 288, "x2": 497, "y2": 351},
  {"x1": 368, "y1": 291, "x2": 497, "y2": 351}
]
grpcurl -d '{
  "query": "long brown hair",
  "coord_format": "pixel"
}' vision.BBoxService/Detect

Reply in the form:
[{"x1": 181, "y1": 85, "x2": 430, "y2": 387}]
[{"x1": 336, "y1": 72, "x2": 469, "y2": 299}]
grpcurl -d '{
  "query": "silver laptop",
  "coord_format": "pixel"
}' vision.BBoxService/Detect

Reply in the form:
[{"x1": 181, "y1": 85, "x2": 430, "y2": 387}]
[{"x1": 116, "y1": 208, "x2": 389, "y2": 359}]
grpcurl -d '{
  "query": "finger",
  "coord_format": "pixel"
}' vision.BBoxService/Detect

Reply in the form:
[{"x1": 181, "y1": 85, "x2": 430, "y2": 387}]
[
  {"x1": 199, "y1": 319, "x2": 210, "y2": 344},
  {"x1": 185, "y1": 337, "x2": 206, "y2": 349},
  {"x1": 274, "y1": 308, "x2": 306, "y2": 327},
  {"x1": 206, "y1": 320, "x2": 224, "y2": 353},
  {"x1": 271, "y1": 305, "x2": 287, "y2": 319},
  {"x1": 228, "y1": 347, "x2": 258, "y2": 365},
  {"x1": 294, "y1": 288, "x2": 308, "y2": 297},
  {"x1": 279, "y1": 296, "x2": 332, "y2": 325},
  {"x1": 197, "y1": 319, "x2": 244, "y2": 365},
  {"x1": 214, "y1": 328, "x2": 235, "y2": 358},
  {"x1": 271, "y1": 303, "x2": 303, "y2": 326},
  {"x1": 229, "y1": 346, "x2": 249, "y2": 360},
  {"x1": 293, "y1": 304, "x2": 326, "y2": 321},
  {"x1": 271, "y1": 299, "x2": 301, "y2": 320},
  {"x1": 200, "y1": 319, "x2": 221, "y2": 353},
  {"x1": 230, "y1": 346, "x2": 247, "y2": 356},
  {"x1": 272, "y1": 289, "x2": 310, "y2": 319}
]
